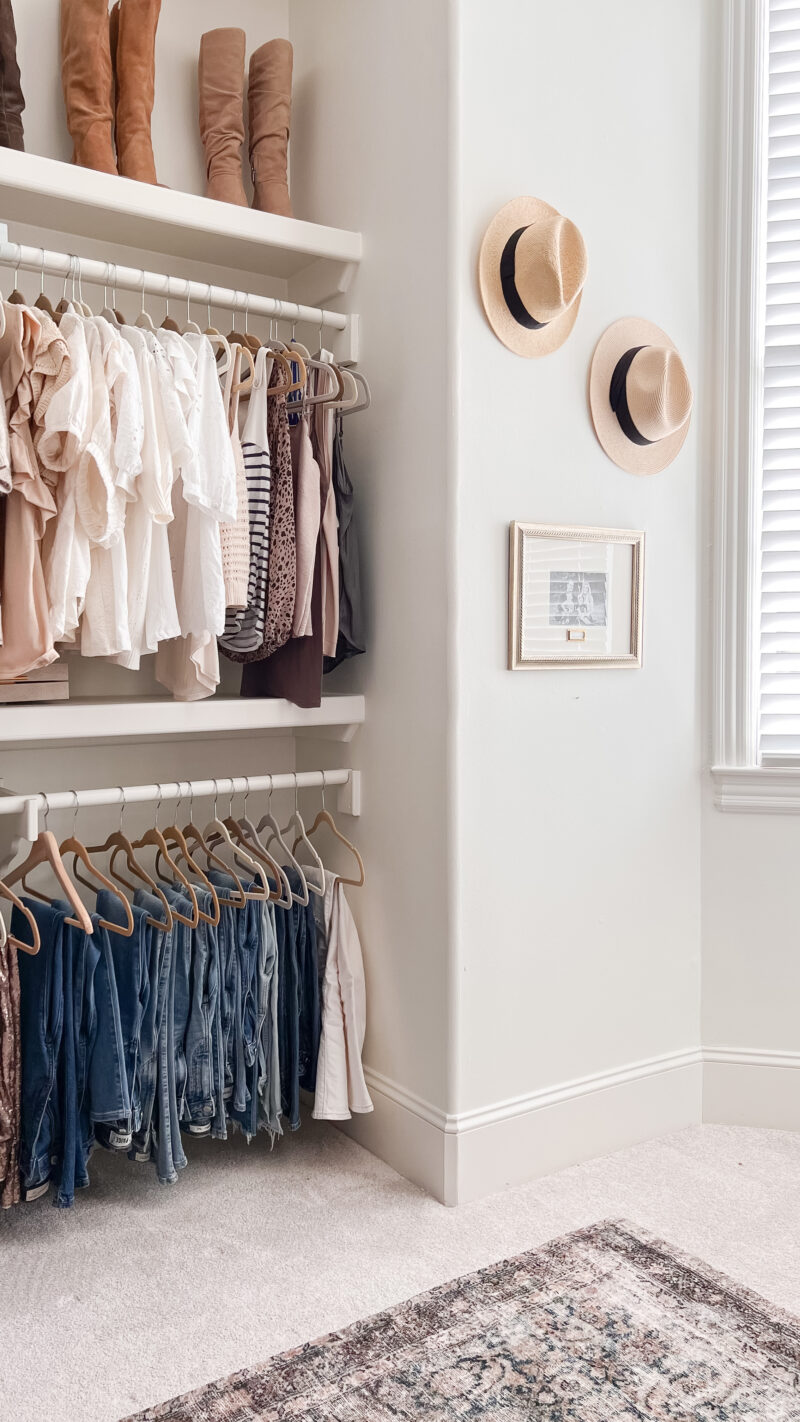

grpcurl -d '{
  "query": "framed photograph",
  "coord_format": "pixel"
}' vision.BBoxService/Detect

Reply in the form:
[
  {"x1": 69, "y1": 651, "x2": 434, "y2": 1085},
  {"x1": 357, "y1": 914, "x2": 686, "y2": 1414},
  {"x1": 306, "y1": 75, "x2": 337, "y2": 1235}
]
[{"x1": 508, "y1": 522, "x2": 644, "y2": 670}]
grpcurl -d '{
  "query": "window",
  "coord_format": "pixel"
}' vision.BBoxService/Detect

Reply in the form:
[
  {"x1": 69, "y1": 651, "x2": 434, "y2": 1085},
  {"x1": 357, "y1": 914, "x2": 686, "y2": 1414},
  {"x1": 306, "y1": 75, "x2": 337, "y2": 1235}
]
[
  {"x1": 760, "y1": 0, "x2": 800, "y2": 761},
  {"x1": 712, "y1": 0, "x2": 800, "y2": 808}
]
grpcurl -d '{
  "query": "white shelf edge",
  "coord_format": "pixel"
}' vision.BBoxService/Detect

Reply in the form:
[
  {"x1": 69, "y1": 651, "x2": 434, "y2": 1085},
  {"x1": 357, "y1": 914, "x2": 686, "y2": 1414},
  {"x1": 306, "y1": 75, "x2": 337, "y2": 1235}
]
[
  {"x1": 0, "y1": 148, "x2": 362, "y2": 281},
  {"x1": 0, "y1": 694, "x2": 365, "y2": 749}
]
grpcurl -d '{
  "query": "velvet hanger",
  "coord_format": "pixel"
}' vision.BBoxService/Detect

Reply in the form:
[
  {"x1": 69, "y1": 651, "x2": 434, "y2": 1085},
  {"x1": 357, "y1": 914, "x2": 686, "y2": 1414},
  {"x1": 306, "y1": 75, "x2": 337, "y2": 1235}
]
[
  {"x1": 235, "y1": 781, "x2": 292, "y2": 908},
  {"x1": 179, "y1": 785, "x2": 247, "y2": 910},
  {"x1": 155, "y1": 785, "x2": 220, "y2": 926},
  {"x1": 60, "y1": 792, "x2": 134, "y2": 937},
  {"x1": 256, "y1": 776, "x2": 310, "y2": 906},
  {"x1": 298, "y1": 772, "x2": 365, "y2": 888},
  {"x1": 4, "y1": 795, "x2": 93, "y2": 934},
  {"x1": 282, "y1": 774, "x2": 324, "y2": 898},
  {"x1": 0, "y1": 876, "x2": 41, "y2": 955},
  {"x1": 203, "y1": 781, "x2": 269, "y2": 902},
  {"x1": 133, "y1": 788, "x2": 199, "y2": 929}
]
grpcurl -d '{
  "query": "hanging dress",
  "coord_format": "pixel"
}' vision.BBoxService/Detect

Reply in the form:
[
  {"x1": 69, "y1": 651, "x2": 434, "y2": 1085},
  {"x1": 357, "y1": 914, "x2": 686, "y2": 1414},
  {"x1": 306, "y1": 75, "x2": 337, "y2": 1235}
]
[{"x1": 219, "y1": 345, "x2": 273, "y2": 659}]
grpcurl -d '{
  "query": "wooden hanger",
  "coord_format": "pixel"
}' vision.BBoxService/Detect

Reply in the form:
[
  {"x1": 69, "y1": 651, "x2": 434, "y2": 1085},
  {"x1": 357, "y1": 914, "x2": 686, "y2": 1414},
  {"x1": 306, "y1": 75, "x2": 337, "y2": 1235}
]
[
  {"x1": 60, "y1": 791, "x2": 134, "y2": 936},
  {"x1": 299, "y1": 772, "x2": 365, "y2": 888},
  {"x1": 0, "y1": 877, "x2": 41, "y2": 955},
  {"x1": 4, "y1": 795, "x2": 93, "y2": 933},
  {"x1": 133, "y1": 788, "x2": 199, "y2": 929},
  {"x1": 256, "y1": 776, "x2": 310, "y2": 906}
]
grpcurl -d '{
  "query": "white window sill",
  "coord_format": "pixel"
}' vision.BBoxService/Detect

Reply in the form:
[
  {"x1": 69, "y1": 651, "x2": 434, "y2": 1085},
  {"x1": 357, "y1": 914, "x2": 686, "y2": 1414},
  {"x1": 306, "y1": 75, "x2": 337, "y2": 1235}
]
[{"x1": 711, "y1": 766, "x2": 800, "y2": 813}]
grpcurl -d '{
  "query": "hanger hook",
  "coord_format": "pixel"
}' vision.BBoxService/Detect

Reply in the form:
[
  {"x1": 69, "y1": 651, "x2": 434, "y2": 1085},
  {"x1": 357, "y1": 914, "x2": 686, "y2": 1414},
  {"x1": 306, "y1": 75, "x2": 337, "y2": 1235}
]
[
  {"x1": 39, "y1": 790, "x2": 50, "y2": 833},
  {"x1": 175, "y1": 779, "x2": 183, "y2": 820},
  {"x1": 71, "y1": 788, "x2": 79, "y2": 836},
  {"x1": 293, "y1": 771, "x2": 299, "y2": 814},
  {"x1": 118, "y1": 785, "x2": 126, "y2": 833},
  {"x1": 266, "y1": 773, "x2": 273, "y2": 814},
  {"x1": 243, "y1": 776, "x2": 250, "y2": 818},
  {"x1": 185, "y1": 279, "x2": 192, "y2": 325},
  {"x1": 102, "y1": 260, "x2": 111, "y2": 310},
  {"x1": 321, "y1": 769, "x2": 327, "y2": 812},
  {"x1": 39, "y1": 246, "x2": 46, "y2": 297},
  {"x1": 212, "y1": 778, "x2": 219, "y2": 818},
  {"x1": 112, "y1": 261, "x2": 118, "y2": 308},
  {"x1": 206, "y1": 282, "x2": 213, "y2": 328},
  {"x1": 141, "y1": 268, "x2": 147, "y2": 316},
  {"x1": 228, "y1": 778, "x2": 235, "y2": 818},
  {"x1": 155, "y1": 782, "x2": 162, "y2": 829}
]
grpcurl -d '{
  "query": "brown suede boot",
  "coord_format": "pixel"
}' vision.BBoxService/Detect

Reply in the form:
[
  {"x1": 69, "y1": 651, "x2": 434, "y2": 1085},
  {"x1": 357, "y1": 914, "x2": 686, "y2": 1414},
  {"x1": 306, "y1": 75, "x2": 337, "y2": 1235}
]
[
  {"x1": 110, "y1": 0, "x2": 160, "y2": 183},
  {"x1": 60, "y1": 0, "x2": 117, "y2": 173},
  {"x1": 248, "y1": 39, "x2": 293, "y2": 217},
  {"x1": 0, "y1": 0, "x2": 24, "y2": 151},
  {"x1": 198, "y1": 28, "x2": 248, "y2": 206}
]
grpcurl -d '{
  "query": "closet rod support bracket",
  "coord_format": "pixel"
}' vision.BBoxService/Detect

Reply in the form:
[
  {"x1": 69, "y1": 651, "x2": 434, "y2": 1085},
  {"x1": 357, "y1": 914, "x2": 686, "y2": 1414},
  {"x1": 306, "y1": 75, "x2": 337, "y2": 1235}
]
[{"x1": 338, "y1": 771, "x2": 361, "y2": 818}]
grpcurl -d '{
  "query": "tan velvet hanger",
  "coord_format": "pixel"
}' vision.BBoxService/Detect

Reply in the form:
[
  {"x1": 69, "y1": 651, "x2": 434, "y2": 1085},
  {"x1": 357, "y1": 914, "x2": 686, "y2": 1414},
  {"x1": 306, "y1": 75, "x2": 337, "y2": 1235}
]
[
  {"x1": 0, "y1": 877, "x2": 41, "y2": 954},
  {"x1": 133, "y1": 787, "x2": 200, "y2": 929},
  {"x1": 4, "y1": 795, "x2": 93, "y2": 934},
  {"x1": 60, "y1": 791, "x2": 134, "y2": 937},
  {"x1": 234, "y1": 781, "x2": 289, "y2": 906},
  {"x1": 156, "y1": 784, "x2": 220, "y2": 926},
  {"x1": 180, "y1": 785, "x2": 247, "y2": 911},
  {"x1": 298, "y1": 772, "x2": 365, "y2": 888}
]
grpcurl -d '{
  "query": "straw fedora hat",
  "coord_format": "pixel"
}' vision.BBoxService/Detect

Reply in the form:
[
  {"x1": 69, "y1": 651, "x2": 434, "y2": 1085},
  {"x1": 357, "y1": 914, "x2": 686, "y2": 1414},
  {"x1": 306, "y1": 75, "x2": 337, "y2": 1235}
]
[
  {"x1": 479, "y1": 196, "x2": 587, "y2": 357},
  {"x1": 589, "y1": 317, "x2": 693, "y2": 475}
]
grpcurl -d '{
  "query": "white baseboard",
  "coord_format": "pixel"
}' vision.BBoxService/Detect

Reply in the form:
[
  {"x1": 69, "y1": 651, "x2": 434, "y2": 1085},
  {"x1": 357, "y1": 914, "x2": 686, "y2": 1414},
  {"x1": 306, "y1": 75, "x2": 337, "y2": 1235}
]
[
  {"x1": 342, "y1": 1049, "x2": 704, "y2": 1205},
  {"x1": 340, "y1": 1047, "x2": 800, "y2": 1205},
  {"x1": 703, "y1": 1047, "x2": 800, "y2": 1131}
]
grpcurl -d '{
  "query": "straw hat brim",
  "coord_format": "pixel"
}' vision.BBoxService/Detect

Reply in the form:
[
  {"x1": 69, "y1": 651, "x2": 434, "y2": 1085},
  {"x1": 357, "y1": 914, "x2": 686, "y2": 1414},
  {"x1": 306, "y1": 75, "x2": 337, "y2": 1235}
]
[
  {"x1": 589, "y1": 317, "x2": 691, "y2": 475},
  {"x1": 479, "y1": 196, "x2": 583, "y2": 358}
]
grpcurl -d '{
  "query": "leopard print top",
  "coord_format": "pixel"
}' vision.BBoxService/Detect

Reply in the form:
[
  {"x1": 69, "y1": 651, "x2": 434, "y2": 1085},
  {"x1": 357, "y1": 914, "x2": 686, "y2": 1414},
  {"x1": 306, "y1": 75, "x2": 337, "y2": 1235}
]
[{"x1": 260, "y1": 362, "x2": 296, "y2": 659}]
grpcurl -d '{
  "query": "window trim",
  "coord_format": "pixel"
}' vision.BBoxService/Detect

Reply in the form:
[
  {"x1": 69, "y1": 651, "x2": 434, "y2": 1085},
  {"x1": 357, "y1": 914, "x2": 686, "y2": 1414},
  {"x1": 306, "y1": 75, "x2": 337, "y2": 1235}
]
[{"x1": 709, "y1": 0, "x2": 800, "y2": 811}]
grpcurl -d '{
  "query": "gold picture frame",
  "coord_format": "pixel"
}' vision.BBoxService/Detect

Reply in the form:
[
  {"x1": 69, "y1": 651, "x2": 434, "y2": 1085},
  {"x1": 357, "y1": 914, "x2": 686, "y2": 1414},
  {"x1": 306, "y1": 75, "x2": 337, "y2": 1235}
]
[{"x1": 508, "y1": 522, "x2": 645, "y2": 670}]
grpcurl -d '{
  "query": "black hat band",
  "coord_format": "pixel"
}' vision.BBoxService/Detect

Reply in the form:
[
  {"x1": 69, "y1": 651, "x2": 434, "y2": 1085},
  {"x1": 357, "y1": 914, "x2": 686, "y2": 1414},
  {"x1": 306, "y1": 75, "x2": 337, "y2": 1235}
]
[
  {"x1": 500, "y1": 227, "x2": 548, "y2": 330},
  {"x1": 609, "y1": 347, "x2": 655, "y2": 446}
]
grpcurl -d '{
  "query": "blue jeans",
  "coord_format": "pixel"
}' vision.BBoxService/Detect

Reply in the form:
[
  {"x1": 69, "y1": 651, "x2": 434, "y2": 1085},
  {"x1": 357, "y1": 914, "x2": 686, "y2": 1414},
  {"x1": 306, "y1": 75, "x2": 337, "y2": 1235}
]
[
  {"x1": 88, "y1": 914, "x2": 131, "y2": 1135},
  {"x1": 53, "y1": 903, "x2": 102, "y2": 1208},
  {"x1": 228, "y1": 895, "x2": 267, "y2": 1141},
  {"x1": 276, "y1": 894, "x2": 300, "y2": 1130},
  {"x1": 129, "y1": 890, "x2": 169, "y2": 1165},
  {"x1": 14, "y1": 899, "x2": 66, "y2": 1199},
  {"x1": 257, "y1": 901, "x2": 281, "y2": 1139},
  {"x1": 181, "y1": 890, "x2": 217, "y2": 1134},
  {"x1": 99, "y1": 890, "x2": 148, "y2": 1141}
]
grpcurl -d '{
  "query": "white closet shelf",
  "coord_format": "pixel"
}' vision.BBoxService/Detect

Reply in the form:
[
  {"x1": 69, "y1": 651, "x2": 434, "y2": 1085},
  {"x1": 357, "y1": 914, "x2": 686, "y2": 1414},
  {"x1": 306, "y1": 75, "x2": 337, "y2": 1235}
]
[
  {"x1": 0, "y1": 149, "x2": 362, "y2": 295},
  {"x1": 0, "y1": 694, "x2": 365, "y2": 748}
]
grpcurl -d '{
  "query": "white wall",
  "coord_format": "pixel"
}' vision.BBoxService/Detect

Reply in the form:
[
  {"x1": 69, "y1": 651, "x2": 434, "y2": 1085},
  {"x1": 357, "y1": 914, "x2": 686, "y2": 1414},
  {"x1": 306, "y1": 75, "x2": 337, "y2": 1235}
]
[
  {"x1": 702, "y1": 793, "x2": 800, "y2": 1127},
  {"x1": 290, "y1": 0, "x2": 456, "y2": 1196},
  {"x1": 450, "y1": 0, "x2": 709, "y2": 1198}
]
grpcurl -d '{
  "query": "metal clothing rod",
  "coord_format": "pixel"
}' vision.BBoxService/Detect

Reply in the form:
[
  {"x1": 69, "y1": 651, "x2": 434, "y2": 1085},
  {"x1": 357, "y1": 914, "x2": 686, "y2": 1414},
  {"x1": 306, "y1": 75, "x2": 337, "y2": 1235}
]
[
  {"x1": 0, "y1": 771, "x2": 352, "y2": 819},
  {"x1": 0, "y1": 240, "x2": 348, "y2": 333}
]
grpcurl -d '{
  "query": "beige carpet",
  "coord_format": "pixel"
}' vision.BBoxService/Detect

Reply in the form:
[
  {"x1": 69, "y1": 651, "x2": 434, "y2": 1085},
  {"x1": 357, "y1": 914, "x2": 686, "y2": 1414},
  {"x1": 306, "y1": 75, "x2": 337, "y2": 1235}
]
[{"x1": 0, "y1": 1122, "x2": 798, "y2": 1421}]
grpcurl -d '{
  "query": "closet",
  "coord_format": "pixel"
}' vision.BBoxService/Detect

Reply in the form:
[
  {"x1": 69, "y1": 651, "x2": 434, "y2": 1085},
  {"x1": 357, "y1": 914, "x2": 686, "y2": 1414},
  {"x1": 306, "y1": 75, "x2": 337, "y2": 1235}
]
[{"x1": 0, "y1": 9, "x2": 370, "y2": 1209}]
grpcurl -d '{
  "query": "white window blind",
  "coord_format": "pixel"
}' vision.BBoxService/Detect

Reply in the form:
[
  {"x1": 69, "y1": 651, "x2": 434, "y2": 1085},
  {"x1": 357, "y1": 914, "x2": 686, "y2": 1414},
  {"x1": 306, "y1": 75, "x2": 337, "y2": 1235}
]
[{"x1": 761, "y1": 0, "x2": 800, "y2": 758}]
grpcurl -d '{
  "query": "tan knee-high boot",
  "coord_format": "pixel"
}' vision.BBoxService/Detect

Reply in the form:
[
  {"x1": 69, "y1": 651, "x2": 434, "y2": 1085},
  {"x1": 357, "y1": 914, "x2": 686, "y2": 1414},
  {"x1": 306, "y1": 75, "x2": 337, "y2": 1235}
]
[
  {"x1": 248, "y1": 39, "x2": 293, "y2": 217},
  {"x1": 60, "y1": 0, "x2": 117, "y2": 173},
  {"x1": 110, "y1": 0, "x2": 161, "y2": 184},
  {"x1": 198, "y1": 28, "x2": 248, "y2": 206}
]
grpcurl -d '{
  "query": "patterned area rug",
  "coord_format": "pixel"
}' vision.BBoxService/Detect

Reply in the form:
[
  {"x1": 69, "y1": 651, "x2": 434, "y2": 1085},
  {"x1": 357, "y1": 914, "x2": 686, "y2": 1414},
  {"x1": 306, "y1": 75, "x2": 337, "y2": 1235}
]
[{"x1": 124, "y1": 1220, "x2": 800, "y2": 1420}]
